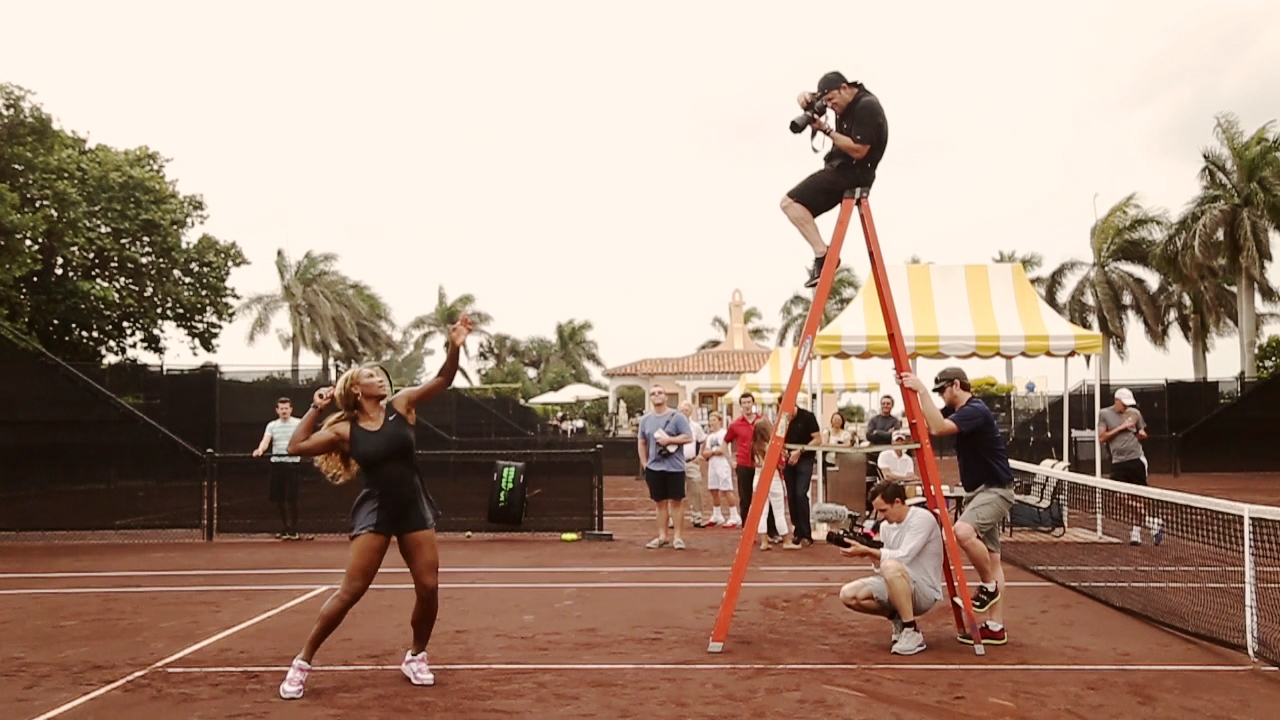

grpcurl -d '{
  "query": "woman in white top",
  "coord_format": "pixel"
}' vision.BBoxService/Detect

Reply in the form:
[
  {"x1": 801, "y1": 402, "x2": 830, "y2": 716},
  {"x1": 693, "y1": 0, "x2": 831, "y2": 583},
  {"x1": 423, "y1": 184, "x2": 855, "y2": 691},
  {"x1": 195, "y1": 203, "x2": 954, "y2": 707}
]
[
  {"x1": 751, "y1": 417, "x2": 792, "y2": 551},
  {"x1": 822, "y1": 412, "x2": 854, "y2": 469},
  {"x1": 701, "y1": 412, "x2": 742, "y2": 528}
]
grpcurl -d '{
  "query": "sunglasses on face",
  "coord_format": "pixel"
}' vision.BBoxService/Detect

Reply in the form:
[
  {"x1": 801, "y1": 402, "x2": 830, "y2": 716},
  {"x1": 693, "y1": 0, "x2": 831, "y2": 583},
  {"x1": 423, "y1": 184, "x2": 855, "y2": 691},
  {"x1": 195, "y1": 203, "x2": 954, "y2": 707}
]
[{"x1": 933, "y1": 383, "x2": 951, "y2": 395}]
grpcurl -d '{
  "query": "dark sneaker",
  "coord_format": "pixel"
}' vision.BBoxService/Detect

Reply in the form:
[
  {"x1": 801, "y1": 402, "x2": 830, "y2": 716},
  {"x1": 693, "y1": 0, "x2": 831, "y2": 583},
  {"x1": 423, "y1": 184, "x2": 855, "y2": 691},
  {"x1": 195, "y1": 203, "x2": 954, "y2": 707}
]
[
  {"x1": 805, "y1": 253, "x2": 842, "y2": 288},
  {"x1": 954, "y1": 584, "x2": 1001, "y2": 612},
  {"x1": 958, "y1": 622, "x2": 1008, "y2": 646}
]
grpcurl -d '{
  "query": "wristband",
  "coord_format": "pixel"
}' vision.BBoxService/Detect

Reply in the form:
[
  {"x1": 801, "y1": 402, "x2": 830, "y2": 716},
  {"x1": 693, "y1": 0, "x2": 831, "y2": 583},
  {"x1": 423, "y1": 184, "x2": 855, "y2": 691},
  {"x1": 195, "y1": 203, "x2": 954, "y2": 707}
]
[{"x1": 823, "y1": 127, "x2": 834, "y2": 137}]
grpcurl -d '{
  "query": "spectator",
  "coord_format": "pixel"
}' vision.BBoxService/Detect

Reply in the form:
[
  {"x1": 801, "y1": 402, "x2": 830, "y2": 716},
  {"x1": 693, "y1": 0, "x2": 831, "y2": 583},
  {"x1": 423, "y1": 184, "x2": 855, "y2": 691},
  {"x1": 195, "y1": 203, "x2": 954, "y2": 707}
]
[
  {"x1": 253, "y1": 397, "x2": 303, "y2": 540},
  {"x1": 877, "y1": 430, "x2": 917, "y2": 481}
]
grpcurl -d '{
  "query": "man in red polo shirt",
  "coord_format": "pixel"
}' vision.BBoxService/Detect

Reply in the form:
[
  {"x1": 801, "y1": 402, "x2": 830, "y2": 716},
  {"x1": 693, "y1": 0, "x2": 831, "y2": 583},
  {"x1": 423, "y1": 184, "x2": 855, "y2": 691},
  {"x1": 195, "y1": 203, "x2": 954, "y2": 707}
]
[{"x1": 723, "y1": 392, "x2": 779, "y2": 538}]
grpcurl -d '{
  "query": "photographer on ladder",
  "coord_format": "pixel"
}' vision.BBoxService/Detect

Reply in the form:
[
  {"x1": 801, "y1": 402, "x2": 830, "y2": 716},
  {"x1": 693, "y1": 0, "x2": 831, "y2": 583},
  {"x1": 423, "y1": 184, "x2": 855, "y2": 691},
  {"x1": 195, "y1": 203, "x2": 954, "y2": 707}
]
[{"x1": 781, "y1": 71, "x2": 888, "y2": 288}]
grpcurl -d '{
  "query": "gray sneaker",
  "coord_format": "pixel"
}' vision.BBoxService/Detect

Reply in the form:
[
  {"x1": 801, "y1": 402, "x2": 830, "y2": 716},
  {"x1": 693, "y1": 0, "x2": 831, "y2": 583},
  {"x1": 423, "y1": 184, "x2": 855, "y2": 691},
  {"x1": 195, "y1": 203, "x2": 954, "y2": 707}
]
[
  {"x1": 891, "y1": 627, "x2": 926, "y2": 656},
  {"x1": 890, "y1": 614, "x2": 905, "y2": 648}
]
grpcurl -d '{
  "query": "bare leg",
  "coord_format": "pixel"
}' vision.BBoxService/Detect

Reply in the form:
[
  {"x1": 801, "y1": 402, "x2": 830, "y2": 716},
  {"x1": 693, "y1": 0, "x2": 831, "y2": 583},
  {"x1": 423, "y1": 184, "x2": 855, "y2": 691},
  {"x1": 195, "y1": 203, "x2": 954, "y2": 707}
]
[
  {"x1": 781, "y1": 196, "x2": 827, "y2": 256},
  {"x1": 839, "y1": 580, "x2": 894, "y2": 617},
  {"x1": 299, "y1": 533, "x2": 391, "y2": 662},
  {"x1": 880, "y1": 560, "x2": 916, "y2": 623},
  {"x1": 397, "y1": 529, "x2": 441, "y2": 653},
  {"x1": 670, "y1": 499, "x2": 685, "y2": 542},
  {"x1": 655, "y1": 502, "x2": 670, "y2": 542},
  {"x1": 988, "y1": 552, "x2": 1006, "y2": 626},
  {"x1": 954, "y1": 521, "x2": 995, "y2": 584}
]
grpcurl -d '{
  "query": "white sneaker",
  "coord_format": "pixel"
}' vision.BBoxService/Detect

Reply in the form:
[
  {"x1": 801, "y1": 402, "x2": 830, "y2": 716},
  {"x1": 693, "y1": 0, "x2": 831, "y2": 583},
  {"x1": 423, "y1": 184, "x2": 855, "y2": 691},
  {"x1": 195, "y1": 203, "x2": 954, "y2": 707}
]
[
  {"x1": 1129, "y1": 526, "x2": 1142, "y2": 546},
  {"x1": 401, "y1": 650, "x2": 435, "y2": 686},
  {"x1": 890, "y1": 614, "x2": 905, "y2": 649},
  {"x1": 891, "y1": 627, "x2": 926, "y2": 656},
  {"x1": 279, "y1": 656, "x2": 311, "y2": 699}
]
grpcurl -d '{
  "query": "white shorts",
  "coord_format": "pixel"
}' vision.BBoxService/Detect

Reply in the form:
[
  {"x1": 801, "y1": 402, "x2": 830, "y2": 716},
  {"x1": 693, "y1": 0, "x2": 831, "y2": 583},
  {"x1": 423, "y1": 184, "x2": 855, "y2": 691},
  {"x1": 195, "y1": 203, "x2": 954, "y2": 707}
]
[{"x1": 706, "y1": 461, "x2": 733, "y2": 491}]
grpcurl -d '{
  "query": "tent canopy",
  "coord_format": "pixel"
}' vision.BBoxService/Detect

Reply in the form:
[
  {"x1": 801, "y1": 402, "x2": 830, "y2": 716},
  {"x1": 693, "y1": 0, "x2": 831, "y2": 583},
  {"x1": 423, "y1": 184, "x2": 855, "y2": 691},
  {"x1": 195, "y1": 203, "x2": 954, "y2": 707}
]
[
  {"x1": 721, "y1": 347, "x2": 879, "y2": 404},
  {"x1": 814, "y1": 264, "x2": 1103, "y2": 359},
  {"x1": 527, "y1": 382, "x2": 608, "y2": 405}
]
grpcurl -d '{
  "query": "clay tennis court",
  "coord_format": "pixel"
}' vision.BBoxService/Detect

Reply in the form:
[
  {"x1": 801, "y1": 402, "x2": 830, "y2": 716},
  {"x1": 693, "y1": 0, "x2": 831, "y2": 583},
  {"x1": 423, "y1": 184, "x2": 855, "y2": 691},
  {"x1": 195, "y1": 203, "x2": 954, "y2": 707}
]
[{"x1": 5, "y1": 475, "x2": 1280, "y2": 720}]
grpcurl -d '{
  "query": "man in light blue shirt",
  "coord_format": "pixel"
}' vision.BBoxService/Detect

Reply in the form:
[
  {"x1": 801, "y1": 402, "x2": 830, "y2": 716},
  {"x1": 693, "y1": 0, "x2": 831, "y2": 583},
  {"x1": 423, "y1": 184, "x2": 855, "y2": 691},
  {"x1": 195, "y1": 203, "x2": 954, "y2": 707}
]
[
  {"x1": 637, "y1": 386, "x2": 692, "y2": 550},
  {"x1": 253, "y1": 397, "x2": 303, "y2": 540}
]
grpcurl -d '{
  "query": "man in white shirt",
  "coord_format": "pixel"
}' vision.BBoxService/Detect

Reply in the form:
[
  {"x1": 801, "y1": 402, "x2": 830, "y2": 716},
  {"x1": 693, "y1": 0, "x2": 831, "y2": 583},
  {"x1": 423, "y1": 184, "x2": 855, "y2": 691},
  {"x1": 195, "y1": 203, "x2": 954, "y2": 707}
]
[
  {"x1": 678, "y1": 401, "x2": 709, "y2": 527},
  {"x1": 876, "y1": 430, "x2": 916, "y2": 481},
  {"x1": 837, "y1": 481, "x2": 944, "y2": 655},
  {"x1": 253, "y1": 397, "x2": 303, "y2": 540}
]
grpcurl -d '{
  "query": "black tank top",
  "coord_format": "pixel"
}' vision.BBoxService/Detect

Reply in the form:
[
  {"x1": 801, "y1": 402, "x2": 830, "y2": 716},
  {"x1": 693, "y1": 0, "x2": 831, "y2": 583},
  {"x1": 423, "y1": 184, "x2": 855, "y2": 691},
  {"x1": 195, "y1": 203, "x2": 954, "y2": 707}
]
[{"x1": 349, "y1": 403, "x2": 419, "y2": 496}]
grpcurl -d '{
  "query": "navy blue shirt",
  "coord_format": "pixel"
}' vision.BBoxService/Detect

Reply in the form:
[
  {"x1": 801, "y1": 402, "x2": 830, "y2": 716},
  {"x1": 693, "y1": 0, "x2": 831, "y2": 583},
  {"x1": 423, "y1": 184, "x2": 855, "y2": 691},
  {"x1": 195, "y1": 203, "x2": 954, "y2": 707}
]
[{"x1": 941, "y1": 397, "x2": 1013, "y2": 493}]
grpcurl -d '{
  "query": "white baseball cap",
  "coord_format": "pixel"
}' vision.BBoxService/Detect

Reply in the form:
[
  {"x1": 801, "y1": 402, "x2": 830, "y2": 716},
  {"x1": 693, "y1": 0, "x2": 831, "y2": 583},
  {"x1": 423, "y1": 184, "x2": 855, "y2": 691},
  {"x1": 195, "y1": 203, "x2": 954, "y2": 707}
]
[{"x1": 1114, "y1": 388, "x2": 1138, "y2": 407}]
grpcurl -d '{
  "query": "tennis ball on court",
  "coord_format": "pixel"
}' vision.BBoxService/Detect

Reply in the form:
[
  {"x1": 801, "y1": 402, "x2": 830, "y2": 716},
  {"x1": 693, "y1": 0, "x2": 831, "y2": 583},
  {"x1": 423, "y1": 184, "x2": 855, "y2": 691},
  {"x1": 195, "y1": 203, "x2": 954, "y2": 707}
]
[
  {"x1": 561, "y1": 532, "x2": 581, "y2": 542},
  {"x1": 465, "y1": 531, "x2": 473, "y2": 538}
]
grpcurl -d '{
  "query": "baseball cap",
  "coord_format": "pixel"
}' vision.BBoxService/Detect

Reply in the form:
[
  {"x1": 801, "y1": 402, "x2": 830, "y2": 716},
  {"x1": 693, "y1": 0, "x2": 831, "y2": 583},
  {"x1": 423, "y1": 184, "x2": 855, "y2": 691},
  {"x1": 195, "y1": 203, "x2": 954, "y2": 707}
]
[
  {"x1": 891, "y1": 429, "x2": 910, "y2": 441},
  {"x1": 933, "y1": 367, "x2": 968, "y2": 393},
  {"x1": 816, "y1": 71, "x2": 851, "y2": 96},
  {"x1": 1114, "y1": 388, "x2": 1138, "y2": 407}
]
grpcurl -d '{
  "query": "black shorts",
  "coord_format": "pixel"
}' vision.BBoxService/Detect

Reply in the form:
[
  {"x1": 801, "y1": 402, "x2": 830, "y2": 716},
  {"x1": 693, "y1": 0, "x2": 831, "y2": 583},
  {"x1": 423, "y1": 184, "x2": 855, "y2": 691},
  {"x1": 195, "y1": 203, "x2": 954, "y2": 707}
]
[
  {"x1": 1110, "y1": 458, "x2": 1148, "y2": 486},
  {"x1": 268, "y1": 462, "x2": 301, "y2": 503},
  {"x1": 349, "y1": 483, "x2": 438, "y2": 539},
  {"x1": 786, "y1": 164, "x2": 871, "y2": 218},
  {"x1": 645, "y1": 469, "x2": 686, "y2": 502}
]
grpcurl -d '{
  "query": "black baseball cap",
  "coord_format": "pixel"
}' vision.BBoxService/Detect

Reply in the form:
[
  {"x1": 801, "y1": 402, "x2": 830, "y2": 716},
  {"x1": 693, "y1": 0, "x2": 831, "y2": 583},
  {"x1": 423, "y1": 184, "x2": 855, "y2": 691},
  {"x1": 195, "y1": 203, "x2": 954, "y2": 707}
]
[
  {"x1": 933, "y1": 367, "x2": 968, "y2": 393},
  {"x1": 816, "y1": 71, "x2": 851, "y2": 96}
]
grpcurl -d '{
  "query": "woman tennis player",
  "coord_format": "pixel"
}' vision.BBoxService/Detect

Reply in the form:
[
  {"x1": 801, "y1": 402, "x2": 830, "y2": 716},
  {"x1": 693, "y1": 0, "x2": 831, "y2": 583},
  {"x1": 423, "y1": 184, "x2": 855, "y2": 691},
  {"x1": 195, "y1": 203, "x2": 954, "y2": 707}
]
[{"x1": 278, "y1": 314, "x2": 472, "y2": 700}]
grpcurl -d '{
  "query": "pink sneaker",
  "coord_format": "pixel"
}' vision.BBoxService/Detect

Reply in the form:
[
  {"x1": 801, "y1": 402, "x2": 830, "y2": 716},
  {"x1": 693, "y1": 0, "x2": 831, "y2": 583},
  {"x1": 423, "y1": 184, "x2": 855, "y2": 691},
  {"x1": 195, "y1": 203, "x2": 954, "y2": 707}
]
[
  {"x1": 279, "y1": 656, "x2": 310, "y2": 699},
  {"x1": 401, "y1": 650, "x2": 435, "y2": 686}
]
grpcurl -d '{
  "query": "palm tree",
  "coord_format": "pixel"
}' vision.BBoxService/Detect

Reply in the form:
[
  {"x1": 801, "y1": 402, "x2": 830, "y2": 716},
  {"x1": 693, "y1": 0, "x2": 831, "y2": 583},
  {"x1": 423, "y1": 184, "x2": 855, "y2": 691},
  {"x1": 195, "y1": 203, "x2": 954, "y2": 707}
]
[
  {"x1": 776, "y1": 266, "x2": 862, "y2": 346},
  {"x1": 1152, "y1": 226, "x2": 1240, "y2": 380},
  {"x1": 325, "y1": 281, "x2": 398, "y2": 376},
  {"x1": 552, "y1": 319, "x2": 605, "y2": 382},
  {"x1": 992, "y1": 250, "x2": 1048, "y2": 291},
  {"x1": 404, "y1": 286, "x2": 494, "y2": 382},
  {"x1": 477, "y1": 333, "x2": 525, "y2": 372},
  {"x1": 1043, "y1": 194, "x2": 1167, "y2": 381},
  {"x1": 698, "y1": 306, "x2": 774, "y2": 350},
  {"x1": 1177, "y1": 113, "x2": 1280, "y2": 378},
  {"x1": 238, "y1": 249, "x2": 355, "y2": 383}
]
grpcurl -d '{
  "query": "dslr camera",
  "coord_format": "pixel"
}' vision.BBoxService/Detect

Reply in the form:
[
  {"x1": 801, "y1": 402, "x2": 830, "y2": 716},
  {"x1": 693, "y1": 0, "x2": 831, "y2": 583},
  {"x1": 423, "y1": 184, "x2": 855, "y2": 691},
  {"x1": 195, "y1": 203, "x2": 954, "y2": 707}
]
[
  {"x1": 826, "y1": 527, "x2": 883, "y2": 550},
  {"x1": 790, "y1": 96, "x2": 828, "y2": 134}
]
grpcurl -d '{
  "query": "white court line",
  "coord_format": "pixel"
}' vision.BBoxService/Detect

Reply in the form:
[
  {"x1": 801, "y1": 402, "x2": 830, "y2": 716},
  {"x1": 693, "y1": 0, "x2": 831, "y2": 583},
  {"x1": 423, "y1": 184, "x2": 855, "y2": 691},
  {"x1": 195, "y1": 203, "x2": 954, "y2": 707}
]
[
  {"x1": 0, "y1": 565, "x2": 973, "y2": 579},
  {"x1": 162, "y1": 662, "x2": 1277, "y2": 673},
  {"x1": 0, "y1": 581, "x2": 1053, "y2": 595},
  {"x1": 29, "y1": 586, "x2": 327, "y2": 720}
]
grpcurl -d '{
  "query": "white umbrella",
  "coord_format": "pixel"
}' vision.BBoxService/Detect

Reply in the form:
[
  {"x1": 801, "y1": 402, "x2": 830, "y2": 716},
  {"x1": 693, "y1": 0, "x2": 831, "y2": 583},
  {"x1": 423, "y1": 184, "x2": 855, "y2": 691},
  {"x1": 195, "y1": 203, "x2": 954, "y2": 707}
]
[
  {"x1": 527, "y1": 389, "x2": 570, "y2": 405},
  {"x1": 554, "y1": 383, "x2": 608, "y2": 402}
]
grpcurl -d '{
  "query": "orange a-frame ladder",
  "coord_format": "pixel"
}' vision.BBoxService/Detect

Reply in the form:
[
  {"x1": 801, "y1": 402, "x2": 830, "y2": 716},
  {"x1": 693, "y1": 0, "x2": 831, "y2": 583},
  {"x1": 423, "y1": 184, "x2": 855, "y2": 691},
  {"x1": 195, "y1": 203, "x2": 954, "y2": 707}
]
[{"x1": 706, "y1": 188, "x2": 986, "y2": 655}]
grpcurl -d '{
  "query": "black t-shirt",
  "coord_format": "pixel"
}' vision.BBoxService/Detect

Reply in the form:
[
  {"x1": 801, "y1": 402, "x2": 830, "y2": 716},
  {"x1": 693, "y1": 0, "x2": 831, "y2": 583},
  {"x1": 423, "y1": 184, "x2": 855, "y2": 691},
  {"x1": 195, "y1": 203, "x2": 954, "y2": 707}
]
[
  {"x1": 785, "y1": 408, "x2": 822, "y2": 461},
  {"x1": 941, "y1": 398, "x2": 1013, "y2": 493},
  {"x1": 825, "y1": 87, "x2": 888, "y2": 188}
]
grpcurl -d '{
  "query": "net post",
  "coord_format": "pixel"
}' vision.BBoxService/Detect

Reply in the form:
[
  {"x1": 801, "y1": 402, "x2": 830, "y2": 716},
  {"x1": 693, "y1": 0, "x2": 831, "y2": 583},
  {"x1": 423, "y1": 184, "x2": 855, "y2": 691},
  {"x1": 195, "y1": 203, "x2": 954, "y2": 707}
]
[
  {"x1": 1094, "y1": 486, "x2": 1103, "y2": 540},
  {"x1": 203, "y1": 449, "x2": 216, "y2": 542},
  {"x1": 1244, "y1": 506, "x2": 1258, "y2": 662},
  {"x1": 707, "y1": 194, "x2": 856, "y2": 653},
  {"x1": 593, "y1": 444, "x2": 605, "y2": 532}
]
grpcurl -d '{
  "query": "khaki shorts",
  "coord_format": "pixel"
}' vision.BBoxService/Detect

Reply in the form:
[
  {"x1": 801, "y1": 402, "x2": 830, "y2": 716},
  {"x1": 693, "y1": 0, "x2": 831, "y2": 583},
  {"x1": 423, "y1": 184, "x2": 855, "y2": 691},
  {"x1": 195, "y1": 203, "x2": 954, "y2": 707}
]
[
  {"x1": 959, "y1": 485, "x2": 1014, "y2": 553},
  {"x1": 860, "y1": 573, "x2": 941, "y2": 616},
  {"x1": 684, "y1": 463, "x2": 702, "y2": 483}
]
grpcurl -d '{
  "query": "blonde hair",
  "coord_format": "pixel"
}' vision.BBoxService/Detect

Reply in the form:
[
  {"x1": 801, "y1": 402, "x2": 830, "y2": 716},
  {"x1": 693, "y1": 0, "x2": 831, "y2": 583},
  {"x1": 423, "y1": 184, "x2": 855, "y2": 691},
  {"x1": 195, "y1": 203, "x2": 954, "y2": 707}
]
[{"x1": 313, "y1": 367, "x2": 363, "y2": 485}]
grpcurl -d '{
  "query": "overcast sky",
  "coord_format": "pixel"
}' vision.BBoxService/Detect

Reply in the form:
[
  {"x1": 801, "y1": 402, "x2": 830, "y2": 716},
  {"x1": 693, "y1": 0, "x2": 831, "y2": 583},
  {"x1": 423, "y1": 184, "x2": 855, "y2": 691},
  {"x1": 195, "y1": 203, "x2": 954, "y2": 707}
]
[{"x1": 5, "y1": 0, "x2": 1279, "y2": 403}]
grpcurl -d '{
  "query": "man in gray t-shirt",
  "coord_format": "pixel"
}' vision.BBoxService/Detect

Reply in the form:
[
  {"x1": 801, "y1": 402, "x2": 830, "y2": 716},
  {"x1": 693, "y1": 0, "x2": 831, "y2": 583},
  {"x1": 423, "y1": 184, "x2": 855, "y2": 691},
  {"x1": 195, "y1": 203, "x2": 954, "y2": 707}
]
[
  {"x1": 637, "y1": 386, "x2": 693, "y2": 550},
  {"x1": 1098, "y1": 387, "x2": 1161, "y2": 546},
  {"x1": 253, "y1": 397, "x2": 303, "y2": 540}
]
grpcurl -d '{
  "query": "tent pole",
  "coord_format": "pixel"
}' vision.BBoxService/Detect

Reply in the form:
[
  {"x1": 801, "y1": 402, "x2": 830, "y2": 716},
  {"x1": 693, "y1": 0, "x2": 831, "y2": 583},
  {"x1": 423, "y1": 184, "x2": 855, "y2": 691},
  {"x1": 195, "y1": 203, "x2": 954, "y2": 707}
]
[
  {"x1": 1062, "y1": 357, "x2": 1070, "y2": 463},
  {"x1": 1093, "y1": 359, "x2": 1102, "y2": 478}
]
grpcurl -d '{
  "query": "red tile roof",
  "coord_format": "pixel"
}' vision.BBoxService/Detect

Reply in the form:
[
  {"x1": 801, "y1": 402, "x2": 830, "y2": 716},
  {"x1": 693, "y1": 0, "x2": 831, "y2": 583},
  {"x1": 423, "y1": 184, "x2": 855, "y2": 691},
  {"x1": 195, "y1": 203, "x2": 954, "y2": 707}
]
[{"x1": 604, "y1": 350, "x2": 770, "y2": 377}]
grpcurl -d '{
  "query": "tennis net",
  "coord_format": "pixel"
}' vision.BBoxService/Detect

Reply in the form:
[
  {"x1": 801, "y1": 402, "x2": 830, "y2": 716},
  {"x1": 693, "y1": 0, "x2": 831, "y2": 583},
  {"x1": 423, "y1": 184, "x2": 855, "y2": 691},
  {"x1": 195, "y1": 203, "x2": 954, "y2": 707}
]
[{"x1": 1002, "y1": 459, "x2": 1280, "y2": 665}]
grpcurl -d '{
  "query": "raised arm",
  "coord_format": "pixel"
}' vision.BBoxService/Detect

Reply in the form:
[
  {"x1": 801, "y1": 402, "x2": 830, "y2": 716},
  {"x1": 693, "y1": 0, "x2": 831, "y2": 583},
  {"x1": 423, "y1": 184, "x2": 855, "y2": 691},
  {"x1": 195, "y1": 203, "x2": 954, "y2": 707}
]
[
  {"x1": 391, "y1": 314, "x2": 473, "y2": 418},
  {"x1": 288, "y1": 387, "x2": 349, "y2": 456},
  {"x1": 899, "y1": 373, "x2": 959, "y2": 436}
]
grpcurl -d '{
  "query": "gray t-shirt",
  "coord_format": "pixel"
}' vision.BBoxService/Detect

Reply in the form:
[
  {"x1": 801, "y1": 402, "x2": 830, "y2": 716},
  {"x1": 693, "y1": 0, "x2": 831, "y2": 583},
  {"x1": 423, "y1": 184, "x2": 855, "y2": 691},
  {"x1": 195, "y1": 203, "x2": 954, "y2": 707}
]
[
  {"x1": 639, "y1": 410, "x2": 692, "y2": 472},
  {"x1": 879, "y1": 505, "x2": 944, "y2": 602},
  {"x1": 265, "y1": 417, "x2": 301, "y2": 463},
  {"x1": 1099, "y1": 407, "x2": 1146, "y2": 463}
]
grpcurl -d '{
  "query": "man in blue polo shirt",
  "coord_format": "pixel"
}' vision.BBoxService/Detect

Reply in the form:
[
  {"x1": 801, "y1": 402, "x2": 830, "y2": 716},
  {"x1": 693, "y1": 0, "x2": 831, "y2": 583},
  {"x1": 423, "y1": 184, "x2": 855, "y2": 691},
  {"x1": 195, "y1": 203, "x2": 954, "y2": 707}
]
[{"x1": 900, "y1": 367, "x2": 1012, "y2": 646}]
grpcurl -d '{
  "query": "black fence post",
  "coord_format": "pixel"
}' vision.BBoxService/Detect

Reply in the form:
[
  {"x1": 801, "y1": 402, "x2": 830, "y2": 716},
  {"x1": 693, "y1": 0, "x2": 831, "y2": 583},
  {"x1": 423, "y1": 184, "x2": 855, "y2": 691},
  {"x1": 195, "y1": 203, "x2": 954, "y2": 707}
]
[
  {"x1": 203, "y1": 449, "x2": 216, "y2": 541},
  {"x1": 593, "y1": 444, "x2": 605, "y2": 532},
  {"x1": 1171, "y1": 433, "x2": 1181, "y2": 478}
]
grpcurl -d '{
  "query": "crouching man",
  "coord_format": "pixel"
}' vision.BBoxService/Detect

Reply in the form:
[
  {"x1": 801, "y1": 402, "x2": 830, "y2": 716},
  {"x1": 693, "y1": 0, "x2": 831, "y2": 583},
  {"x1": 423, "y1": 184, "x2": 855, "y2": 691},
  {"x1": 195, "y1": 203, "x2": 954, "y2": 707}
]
[{"x1": 837, "y1": 481, "x2": 944, "y2": 655}]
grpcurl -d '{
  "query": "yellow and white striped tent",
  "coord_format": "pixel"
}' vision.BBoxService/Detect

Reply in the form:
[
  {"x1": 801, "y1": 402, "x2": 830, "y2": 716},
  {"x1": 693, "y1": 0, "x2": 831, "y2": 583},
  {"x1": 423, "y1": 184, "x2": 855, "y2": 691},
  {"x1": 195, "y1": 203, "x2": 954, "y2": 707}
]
[
  {"x1": 722, "y1": 347, "x2": 879, "y2": 405},
  {"x1": 814, "y1": 264, "x2": 1102, "y2": 359}
]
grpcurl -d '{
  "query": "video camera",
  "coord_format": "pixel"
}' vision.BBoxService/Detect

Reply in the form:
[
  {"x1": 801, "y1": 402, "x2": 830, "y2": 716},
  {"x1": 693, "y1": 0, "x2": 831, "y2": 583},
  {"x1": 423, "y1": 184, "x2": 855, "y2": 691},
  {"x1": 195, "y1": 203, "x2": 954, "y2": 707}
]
[
  {"x1": 826, "y1": 527, "x2": 883, "y2": 550},
  {"x1": 812, "y1": 501, "x2": 883, "y2": 549},
  {"x1": 789, "y1": 96, "x2": 828, "y2": 134}
]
